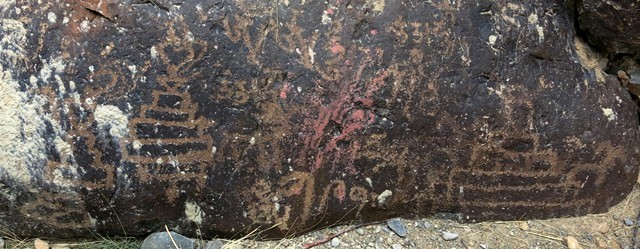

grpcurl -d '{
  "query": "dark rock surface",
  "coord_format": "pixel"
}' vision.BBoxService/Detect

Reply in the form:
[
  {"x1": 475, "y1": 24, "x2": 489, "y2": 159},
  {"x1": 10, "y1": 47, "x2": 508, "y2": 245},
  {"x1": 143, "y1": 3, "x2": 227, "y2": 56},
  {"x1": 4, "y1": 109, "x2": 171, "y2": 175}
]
[
  {"x1": 0, "y1": 0, "x2": 639, "y2": 239},
  {"x1": 577, "y1": 0, "x2": 640, "y2": 58}
]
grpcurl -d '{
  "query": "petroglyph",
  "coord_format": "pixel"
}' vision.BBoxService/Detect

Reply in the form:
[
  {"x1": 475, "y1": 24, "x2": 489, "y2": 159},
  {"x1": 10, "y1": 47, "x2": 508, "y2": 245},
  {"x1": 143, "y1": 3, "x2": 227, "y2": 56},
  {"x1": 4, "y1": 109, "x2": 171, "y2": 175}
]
[{"x1": 0, "y1": 0, "x2": 639, "y2": 239}]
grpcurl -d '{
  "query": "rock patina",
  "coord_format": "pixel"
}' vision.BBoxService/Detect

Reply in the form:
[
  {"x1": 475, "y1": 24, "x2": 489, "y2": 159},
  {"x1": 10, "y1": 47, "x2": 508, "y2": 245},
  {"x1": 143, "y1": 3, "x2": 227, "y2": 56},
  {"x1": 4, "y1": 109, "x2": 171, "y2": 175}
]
[{"x1": 0, "y1": 0, "x2": 639, "y2": 239}]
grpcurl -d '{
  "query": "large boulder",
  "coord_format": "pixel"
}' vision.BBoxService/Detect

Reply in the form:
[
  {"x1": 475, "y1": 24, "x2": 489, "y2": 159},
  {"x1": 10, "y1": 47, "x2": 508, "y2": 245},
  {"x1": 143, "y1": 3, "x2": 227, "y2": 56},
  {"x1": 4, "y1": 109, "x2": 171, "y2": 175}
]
[
  {"x1": 0, "y1": 0, "x2": 638, "y2": 239},
  {"x1": 576, "y1": 0, "x2": 640, "y2": 88},
  {"x1": 577, "y1": 0, "x2": 640, "y2": 58}
]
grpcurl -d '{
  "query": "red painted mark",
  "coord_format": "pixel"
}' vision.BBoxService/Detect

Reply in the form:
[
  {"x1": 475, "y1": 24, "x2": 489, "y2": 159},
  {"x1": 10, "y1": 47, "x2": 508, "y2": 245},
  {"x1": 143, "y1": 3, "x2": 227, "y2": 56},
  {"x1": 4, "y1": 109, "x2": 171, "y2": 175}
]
[
  {"x1": 370, "y1": 29, "x2": 377, "y2": 35},
  {"x1": 300, "y1": 51, "x2": 389, "y2": 173},
  {"x1": 334, "y1": 184, "x2": 346, "y2": 202},
  {"x1": 331, "y1": 42, "x2": 345, "y2": 54},
  {"x1": 327, "y1": 8, "x2": 334, "y2": 15},
  {"x1": 292, "y1": 185, "x2": 303, "y2": 195},
  {"x1": 280, "y1": 83, "x2": 291, "y2": 100},
  {"x1": 345, "y1": 165, "x2": 358, "y2": 175}
]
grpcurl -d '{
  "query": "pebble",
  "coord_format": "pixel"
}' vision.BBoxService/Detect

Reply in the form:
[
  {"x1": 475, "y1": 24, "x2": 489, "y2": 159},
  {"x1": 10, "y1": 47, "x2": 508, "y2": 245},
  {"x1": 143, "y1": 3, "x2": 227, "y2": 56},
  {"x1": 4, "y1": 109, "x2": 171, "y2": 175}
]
[
  {"x1": 391, "y1": 244, "x2": 404, "y2": 249},
  {"x1": 416, "y1": 220, "x2": 433, "y2": 229},
  {"x1": 424, "y1": 221, "x2": 434, "y2": 228},
  {"x1": 595, "y1": 238, "x2": 608, "y2": 249},
  {"x1": 387, "y1": 218, "x2": 408, "y2": 238},
  {"x1": 204, "y1": 239, "x2": 225, "y2": 249},
  {"x1": 565, "y1": 236, "x2": 584, "y2": 249},
  {"x1": 331, "y1": 237, "x2": 341, "y2": 247},
  {"x1": 356, "y1": 228, "x2": 365, "y2": 235},
  {"x1": 442, "y1": 231, "x2": 459, "y2": 241},
  {"x1": 609, "y1": 240, "x2": 623, "y2": 249},
  {"x1": 141, "y1": 231, "x2": 195, "y2": 249},
  {"x1": 34, "y1": 238, "x2": 49, "y2": 249},
  {"x1": 624, "y1": 218, "x2": 634, "y2": 226},
  {"x1": 480, "y1": 243, "x2": 488, "y2": 249},
  {"x1": 595, "y1": 223, "x2": 610, "y2": 234},
  {"x1": 0, "y1": 237, "x2": 4, "y2": 249},
  {"x1": 519, "y1": 222, "x2": 529, "y2": 231}
]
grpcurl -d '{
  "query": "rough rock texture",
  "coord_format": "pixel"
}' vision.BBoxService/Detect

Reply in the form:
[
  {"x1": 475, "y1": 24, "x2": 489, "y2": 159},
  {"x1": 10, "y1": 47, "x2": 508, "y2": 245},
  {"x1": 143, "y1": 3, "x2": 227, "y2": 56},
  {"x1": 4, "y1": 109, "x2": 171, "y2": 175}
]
[
  {"x1": 577, "y1": 0, "x2": 640, "y2": 58},
  {"x1": 0, "y1": 0, "x2": 639, "y2": 239},
  {"x1": 576, "y1": 0, "x2": 640, "y2": 90}
]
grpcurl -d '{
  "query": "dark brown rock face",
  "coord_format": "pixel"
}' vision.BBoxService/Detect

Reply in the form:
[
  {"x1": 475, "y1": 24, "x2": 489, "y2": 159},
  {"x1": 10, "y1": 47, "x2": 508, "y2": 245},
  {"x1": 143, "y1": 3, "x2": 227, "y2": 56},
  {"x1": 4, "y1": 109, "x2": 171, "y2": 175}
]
[
  {"x1": 0, "y1": 0, "x2": 639, "y2": 239},
  {"x1": 577, "y1": 0, "x2": 640, "y2": 57}
]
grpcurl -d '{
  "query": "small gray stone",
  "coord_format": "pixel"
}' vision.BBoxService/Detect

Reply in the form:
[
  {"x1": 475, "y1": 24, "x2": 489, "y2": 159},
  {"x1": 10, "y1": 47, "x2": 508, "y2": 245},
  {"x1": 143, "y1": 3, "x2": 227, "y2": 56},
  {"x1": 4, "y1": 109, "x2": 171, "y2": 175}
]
[
  {"x1": 442, "y1": 231, "x2": 459, "y2": 241},
  {"x1": 204, "y1": 239, "x2": 225, "y2": 249},
  {"x1": 381, "y1": 225, "x2": 391, "y2": 233},
  {"x1": 624, "y1": 218, "x2": 635, "y2": 226},
  {"x1": 356, "y1": 228, "x2": 365, "y2": 235},
  {"x1": 423, "y1": 221, "x2": 433, "y2": 229},
  {"x1": 391, "y1": 244, "x2": 404, "y2": 249},
  {"x1": 416, "y1": 220, "x2": 433, "y2": 229},
  {"x1": 480, "y1": 243, "x2": 488, "y2": 249},
  {"x1": 141, "y1": 231, "x2": 195, "y2": 249},
  {"x1": 387, "y1": 218, "x2": 408, "y2": 238},
  {"x1": 0, "y1": 237, "x2": 4, "y2": 248},
  {"x1": 331, "y1": 237, "x2": 341, "y2": 247}
]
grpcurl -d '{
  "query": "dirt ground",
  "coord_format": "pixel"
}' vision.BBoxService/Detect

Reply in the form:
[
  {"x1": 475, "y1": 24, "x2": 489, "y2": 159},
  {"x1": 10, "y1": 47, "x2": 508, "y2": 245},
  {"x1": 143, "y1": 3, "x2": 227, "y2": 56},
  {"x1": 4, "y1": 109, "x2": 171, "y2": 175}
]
[{"x1": 3, "y1": 184, "x2": 639, "y2": 249}]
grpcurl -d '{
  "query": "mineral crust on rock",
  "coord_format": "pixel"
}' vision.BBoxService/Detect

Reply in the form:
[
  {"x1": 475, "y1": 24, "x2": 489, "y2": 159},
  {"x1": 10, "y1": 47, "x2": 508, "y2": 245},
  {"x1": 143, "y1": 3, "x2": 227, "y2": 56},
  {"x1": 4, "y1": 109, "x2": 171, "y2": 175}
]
[{"x1": 0, "y1": 0, "x2": 638, "y2": 239}]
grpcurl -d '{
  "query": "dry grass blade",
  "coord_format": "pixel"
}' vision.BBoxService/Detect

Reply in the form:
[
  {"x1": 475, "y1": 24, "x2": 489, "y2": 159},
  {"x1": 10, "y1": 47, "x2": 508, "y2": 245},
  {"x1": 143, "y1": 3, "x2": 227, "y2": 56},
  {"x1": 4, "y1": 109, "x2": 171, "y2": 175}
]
[
  {"x1": 525, "y1": 231, "x2": 564, "y2": 242},
  {"x1": 165, "y1": 224, "x2": 180, "y2": 249}
]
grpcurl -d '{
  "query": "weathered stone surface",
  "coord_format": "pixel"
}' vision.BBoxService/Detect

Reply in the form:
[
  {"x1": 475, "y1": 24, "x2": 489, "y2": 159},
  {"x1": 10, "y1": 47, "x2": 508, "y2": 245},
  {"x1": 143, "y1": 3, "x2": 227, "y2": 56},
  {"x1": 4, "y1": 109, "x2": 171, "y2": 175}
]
[
  {"x1": 577, "y1": 0, "x2": 640, "y2": 57},
  {"x1": 141, "y1": 231, "x2": 195, "y2": 249},
  {"x1": 0, "y1": 0, "x2": 639, "y2": 239}
]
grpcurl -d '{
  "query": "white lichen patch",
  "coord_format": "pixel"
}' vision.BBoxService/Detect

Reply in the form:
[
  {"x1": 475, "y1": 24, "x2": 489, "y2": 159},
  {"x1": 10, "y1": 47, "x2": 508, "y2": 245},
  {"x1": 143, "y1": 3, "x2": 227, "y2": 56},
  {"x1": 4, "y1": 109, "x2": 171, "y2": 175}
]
[
  {"x1": 0, "y1": 6, "x2": 86, "y2": 226},
  {"x1": 185, "y1": 202, "x2": 204, "y2": 225},
  {"x1": 536, "y1": 26, "x2": 544, "y2": 42},
  {"x1": 366, "y1": 0, "x2": 385, "y2": 12},
  {"x1": 54, "y1": 137, "x2": 73, "y2": 162},
  {"x1": 0, "y1": 18, "x2": 27, "y2": 65},
  {"x1": 80, "y1": 19, "x2": 90, "y2": 32},
  {"x1": 132, "y1": 140, "x2": 142, "y2": 151},
  {"x1": 38, "y1": 56, "x2": 66, "y2": 83},
  {"x1": 0, "y1": 0, "x2": 16, "y2": 11},
  {"x1": 377, "y1": 189, "x2": 392, "y2": 206},
  {"x1": 0, "y1": 19, "x2": 48, "y2": 187},
  {"x1": 527, "y1": 13, "x2": 538, "y2": 25},
  {"x1": 321, "y1": 10, "x2": 332, "y2": 25},
  {"x1": 0, "y1": 77, "x2": 45, "y2": 185},
  {"x1": 1, "y1": 17, "x2": 82, "y2": 194},
  {"x1": 52, "y1": 168, "x2": 76, "y2": 188},
  {"x1": 601, "y1": 108, "x2": 617, "y2": 121},
  {"x1": 488, "y1": 35, "x2": 497, "y2": 45},
  {"x1": 47, "y1": 12, "x2": 57, "y2": 23},
  {"x1": 526, "y1": 12, "x2": 544, "y2": 42},
  {"x1": 150, "y1": 46, "x2": 158, "y2": 59},
  {"x1": 127, "y1": 64, "x2": 137, "y2": 79},
  {"x1": 94, "y1": 104, "x2": 130, "y2": 138}
]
